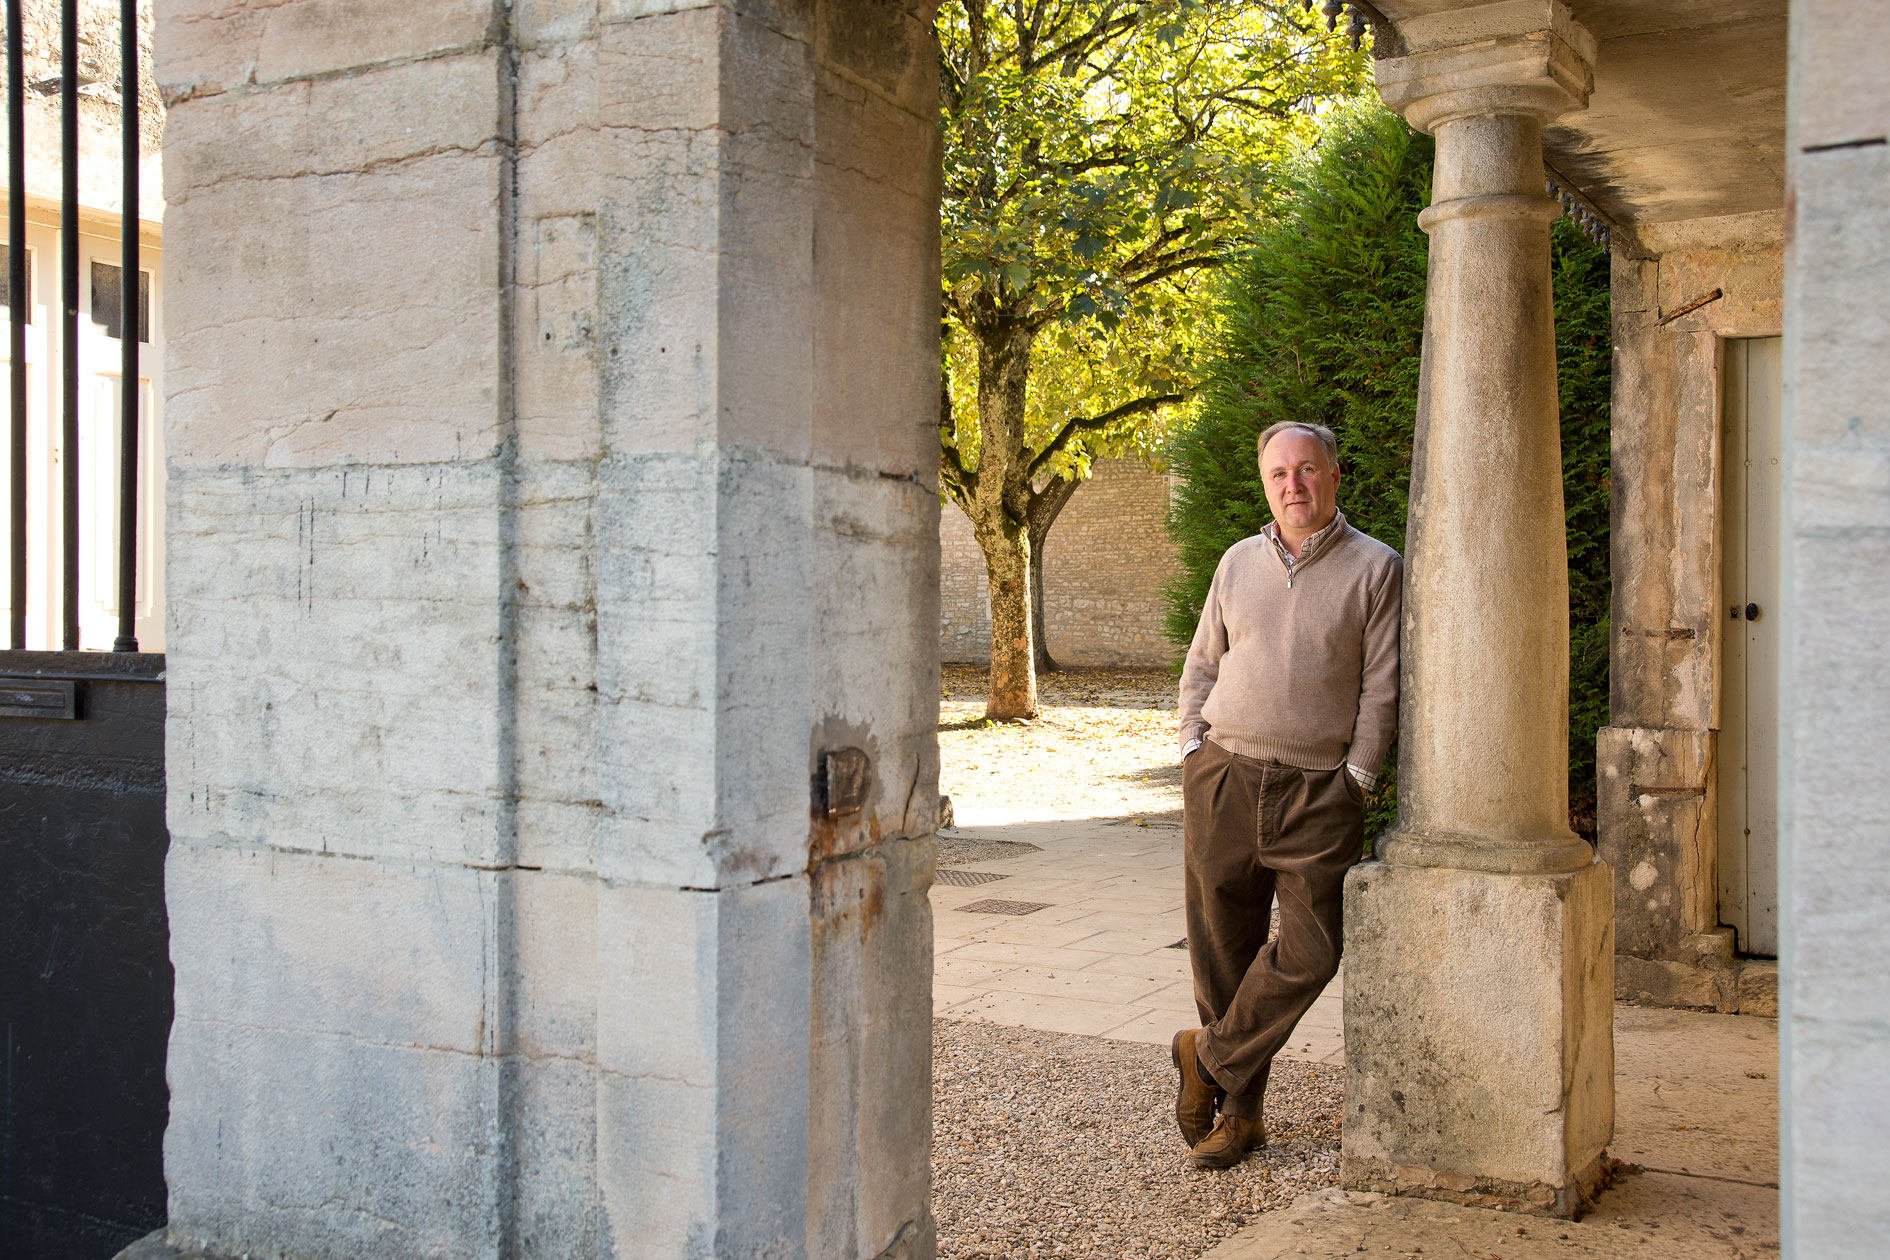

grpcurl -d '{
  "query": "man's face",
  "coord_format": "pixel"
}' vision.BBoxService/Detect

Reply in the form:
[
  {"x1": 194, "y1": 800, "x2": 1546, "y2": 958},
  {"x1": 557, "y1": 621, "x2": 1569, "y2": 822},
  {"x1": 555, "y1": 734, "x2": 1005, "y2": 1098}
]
[{"x1": 1260, "y1": 429, "x2": 1341, "y2": 538}]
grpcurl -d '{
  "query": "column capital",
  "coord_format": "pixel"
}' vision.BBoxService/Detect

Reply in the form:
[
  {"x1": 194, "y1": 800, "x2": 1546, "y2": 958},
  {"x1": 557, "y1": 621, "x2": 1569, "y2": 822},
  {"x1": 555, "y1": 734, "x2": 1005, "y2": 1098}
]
[{"x1": 1376, "y1": 18, "x2": 1594, "y2": 134}]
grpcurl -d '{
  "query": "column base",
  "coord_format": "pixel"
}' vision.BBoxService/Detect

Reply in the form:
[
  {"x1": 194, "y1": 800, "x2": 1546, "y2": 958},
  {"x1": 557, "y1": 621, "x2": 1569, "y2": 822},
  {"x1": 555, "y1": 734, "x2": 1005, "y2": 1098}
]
[
  {"x1": 1341, "y1": 857, "x2": 1615, "y2": 1220},
  {"x1": 1339, "y1": 1149, "x2": 1616, "y2": 1219}
]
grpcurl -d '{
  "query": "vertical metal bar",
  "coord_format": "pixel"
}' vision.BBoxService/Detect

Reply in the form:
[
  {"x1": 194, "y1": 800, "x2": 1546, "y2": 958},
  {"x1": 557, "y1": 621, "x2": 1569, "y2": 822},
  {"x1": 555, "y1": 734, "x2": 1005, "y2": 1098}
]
[
  {"x1": 113, "y1": 0, "x2": 137, "y2": 652},
  {"x1": 59, "y1": 0, "x2": 78, "y2": 649},
  {"x1": 7, "y1": 0, "x2": 26, "y2": 649}
]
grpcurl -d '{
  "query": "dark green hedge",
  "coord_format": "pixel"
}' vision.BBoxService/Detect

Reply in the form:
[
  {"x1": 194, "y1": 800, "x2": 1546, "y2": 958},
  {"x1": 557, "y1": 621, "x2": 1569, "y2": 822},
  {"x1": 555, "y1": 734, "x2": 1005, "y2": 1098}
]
[{"x1": 1165, "y1": 102, "x2": 1612, "y2": 840}]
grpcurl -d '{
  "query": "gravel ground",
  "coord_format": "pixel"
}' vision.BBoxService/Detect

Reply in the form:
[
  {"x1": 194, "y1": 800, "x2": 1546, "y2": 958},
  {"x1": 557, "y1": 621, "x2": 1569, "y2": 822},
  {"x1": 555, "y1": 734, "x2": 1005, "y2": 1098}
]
[{"x1": 933, "y1": 1020, "x2": 1343, "y2": 1259}]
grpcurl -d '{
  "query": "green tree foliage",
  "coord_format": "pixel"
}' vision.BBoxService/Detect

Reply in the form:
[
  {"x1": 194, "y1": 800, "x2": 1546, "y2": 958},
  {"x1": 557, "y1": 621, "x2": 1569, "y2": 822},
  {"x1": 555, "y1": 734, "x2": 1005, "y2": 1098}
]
[
  {"x1": 1165, "y1": 102, "x2": 1613, "y2": 839},
  {"x1": 937, "y1": 0, "x2": 1368, "y2": 717}
]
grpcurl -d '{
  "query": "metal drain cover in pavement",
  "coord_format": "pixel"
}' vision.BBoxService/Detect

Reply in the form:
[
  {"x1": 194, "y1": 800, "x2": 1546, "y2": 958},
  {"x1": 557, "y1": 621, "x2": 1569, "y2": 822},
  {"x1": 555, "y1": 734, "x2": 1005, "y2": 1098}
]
[
  {"x1": 959, "y1": 899, "x2": 1051, "y2": 916},
  {"x1": 935, "y1": 868, "x2": 1007, "y2": 888},
  {"x1": 937, "y1": 836, "x2": 1043, "y2": 865}
]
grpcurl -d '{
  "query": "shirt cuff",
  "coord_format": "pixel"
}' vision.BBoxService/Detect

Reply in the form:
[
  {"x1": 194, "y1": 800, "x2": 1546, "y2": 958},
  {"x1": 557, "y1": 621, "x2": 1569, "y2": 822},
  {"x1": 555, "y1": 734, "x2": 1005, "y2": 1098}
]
[
  {"x1": 1182, "y1": 738, "x2": 1203, "y2": 760},
  {"x1": 1346, "y1": 763, "x2": 1376, "y2": 792}
]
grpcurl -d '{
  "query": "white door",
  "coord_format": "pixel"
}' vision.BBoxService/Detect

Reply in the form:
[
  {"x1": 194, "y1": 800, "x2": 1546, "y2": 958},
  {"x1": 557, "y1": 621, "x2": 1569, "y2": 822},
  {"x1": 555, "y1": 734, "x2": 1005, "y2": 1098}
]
[
  {"x1": 0, "y1": 219, "x2": 164, "y2": 651},
  {"x1": 1718, "y1": 336, "x2": 1781, "y2": 958},
  {"x1": 77, "y1": 230, "x2": 164, "y2": 652}
]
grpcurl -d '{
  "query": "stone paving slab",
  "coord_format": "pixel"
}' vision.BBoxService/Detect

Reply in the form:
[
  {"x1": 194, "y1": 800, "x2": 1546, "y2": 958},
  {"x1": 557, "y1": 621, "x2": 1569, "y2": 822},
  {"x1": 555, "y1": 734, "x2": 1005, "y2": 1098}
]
[
  {"x1": 932, "y1": 815, "x2": 1346, "y2": 1058},
  {"x1": 1201, "y1": 1172, "x2": 1778, "y2": 1259},
  {"x1": 1614, "y1": 1005, "x2": 1780, "y2": 1185}
]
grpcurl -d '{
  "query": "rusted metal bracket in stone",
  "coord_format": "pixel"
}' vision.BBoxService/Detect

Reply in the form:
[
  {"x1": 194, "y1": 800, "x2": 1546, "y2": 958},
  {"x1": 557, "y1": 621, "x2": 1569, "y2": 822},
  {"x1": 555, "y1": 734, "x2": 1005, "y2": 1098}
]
[
  {"x1": 1544, "y1": 165, "x2": 1615, "y2": 247},
  {"x1": 1300, "y1": 0, "x2": 1379, "y2": 51},
  {"x1": 1657, "y1": 287, "x2": 1725, "y2": 326},
  {"x1": 816, "y1": 746, "x2": 872, "y2": 817}
]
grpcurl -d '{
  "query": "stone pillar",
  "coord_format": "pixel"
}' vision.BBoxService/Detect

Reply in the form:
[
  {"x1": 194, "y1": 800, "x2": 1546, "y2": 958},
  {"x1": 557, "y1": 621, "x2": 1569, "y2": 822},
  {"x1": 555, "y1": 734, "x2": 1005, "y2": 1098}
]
[
  {"x1": 147, "y1": 0, "x2": 940, "y2": 1255},
  {"x1": 1782, "y1": 2, "x2": 1890, "y2": 1253},
  {"x1": 1342, "y1": 11, "x2": 1615, "y2": 1218}
]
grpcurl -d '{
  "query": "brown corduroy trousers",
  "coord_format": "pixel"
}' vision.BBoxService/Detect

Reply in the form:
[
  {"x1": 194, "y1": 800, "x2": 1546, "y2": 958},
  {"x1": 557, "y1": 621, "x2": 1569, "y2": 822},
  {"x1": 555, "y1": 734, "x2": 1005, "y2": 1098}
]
[{"x1": 1182, "y1": 737, "x2": 1366, "y2": 1119}]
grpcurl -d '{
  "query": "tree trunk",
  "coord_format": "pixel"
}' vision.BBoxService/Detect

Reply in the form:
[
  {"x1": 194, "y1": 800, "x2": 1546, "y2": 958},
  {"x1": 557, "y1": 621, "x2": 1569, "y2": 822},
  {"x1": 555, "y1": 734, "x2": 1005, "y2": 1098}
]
[
  {"x1": 977, "y1": 519, "x2": 1036, "y2": 720},
  {"x1": 1026, "y1": 475, "x2": 1081, "y2": 674},
  {"x1": 968, "y1": 320, "x2": 1038, "y2": 721},
  {"x1": 1028, "y1": 536, "x2": 1055, "y2": 675}
]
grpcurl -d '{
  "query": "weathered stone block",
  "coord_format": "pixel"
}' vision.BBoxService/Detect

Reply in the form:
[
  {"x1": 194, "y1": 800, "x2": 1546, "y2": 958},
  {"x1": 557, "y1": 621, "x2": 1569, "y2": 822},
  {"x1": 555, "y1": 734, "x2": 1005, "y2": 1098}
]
[
  {"x1": 1614, "y1": 952, "x2": 1728, "y2": 1011},
  {"x1": 1608, "y1": 234, "x2": 1785, "y2": 741},
  {"x1": 1654, "y1": 243, "x2": 1784, "y2": 335},
  {"x1": 1789, "y1": 534, "x2": 1890, "y2": 1025},
  {"x1": 252, "y1": 0, "x2": 498, "y2": 86},
  {"x1": 512, "y1": 870, "x2": 599, "y2": 1060},
  {"x1": 598, "y1": 9, "x2": 819, "y2": 461},
  {"x1": 1788, "y1": 146, "x2": 1890, "y2": 450},
  {"x1": 1789, "y1": 0, "x2": 1890, "y2": 152},
  {"x1": 593, "y1": 450, "x2": 818, "y2": 888},
  {"x1": 812, "y1": 468, "x2": 940, "y2": 837},
  {"x1": 813, "y1": 73, "x2": 938, "y2": 479},
  {"x1": 1785, "y1": 14, "x2": 1890, "y2": 1250},
  {"x1": 166, "y1": 465, "x2": 510, "y2": 866},
  {"x1": 814, "y1": 0, "x2": 932, "y2": 109},
  {"x1": 155, "y1": 4, "x2": 943, "y2": 1256},
  {"x1": 594, "y1": 1072, "x2": 718, "y2": 1257},
  {"x1": 1342, "y1": 858, "x2": 1614, "y2": 1217},
  {"x1": 516, "y1": 799, "x2": 604, "y2": 874},
  {"x1": 1788, "y1": 1028, "x2": 1890, "y2": 1259},
  {"x1": 511, "y1": 1054, "x2": 603, "y2": 1258},
  {"x1": 165, "y1": 1023, "x2": 504, "y2": 1256},
  {"x1": 154, "y1": 2, "x2": 268, "y2": 102},
  {"x1": 517, "y1": 215, "x2": 606, "y2": 461},
  {"x1": 1595, "y1": 725, "x2": 1714, "y2": 956},
  {"x1": 163, "y1": 158, "x2": 505, "y2": 469},
  {"x1": 163, "y1": 51, "x2": 503, "y2": 194},
  {"x1": 809, "y1": 833, "x2": 936, "y2": 1258},
  {"x1": 1736, "y1": 961, "x2": 1778, "y2": 1017},
  {"x1": 594, "y1": 878, "x2": 813, "y2": 1255},
  {"x1": 516, "y1": 0, "x2": 600, "y2": 50},
  {"x1": 167, "y1": 843, "x2": 496, "y2": 1050}
]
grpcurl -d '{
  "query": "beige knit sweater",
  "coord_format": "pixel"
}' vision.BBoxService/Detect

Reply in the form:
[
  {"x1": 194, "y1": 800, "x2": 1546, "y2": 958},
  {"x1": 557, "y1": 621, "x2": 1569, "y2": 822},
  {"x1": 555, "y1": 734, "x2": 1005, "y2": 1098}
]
[{"x1": 1178, "y1": 511, "x2": 1402, "y2": 777}]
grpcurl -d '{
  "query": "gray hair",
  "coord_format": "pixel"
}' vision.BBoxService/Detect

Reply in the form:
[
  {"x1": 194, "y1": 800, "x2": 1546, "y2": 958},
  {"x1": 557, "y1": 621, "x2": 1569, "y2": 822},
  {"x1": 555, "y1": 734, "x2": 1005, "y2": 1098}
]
[{"x1": 1257, "y1": 421, "x2": 1339, "y2": 466}]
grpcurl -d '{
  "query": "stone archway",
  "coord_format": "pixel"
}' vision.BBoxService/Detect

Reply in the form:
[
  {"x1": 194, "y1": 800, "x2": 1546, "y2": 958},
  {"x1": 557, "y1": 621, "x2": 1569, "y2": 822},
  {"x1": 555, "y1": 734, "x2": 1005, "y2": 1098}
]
[{"x1": 148, "y1": 0, "x2": 1644, "y2": 1251}]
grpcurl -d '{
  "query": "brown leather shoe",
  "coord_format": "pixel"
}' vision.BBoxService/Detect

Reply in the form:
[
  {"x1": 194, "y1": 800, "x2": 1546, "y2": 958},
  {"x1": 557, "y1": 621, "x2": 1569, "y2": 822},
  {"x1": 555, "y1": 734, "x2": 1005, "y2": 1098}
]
[
  {"x1": 1170, "y1": 1028, "x2": 1223, "y2": 1147},
  {"x1": 1189, "y1": 1111, "x2": 1265, "y2": 1170}
]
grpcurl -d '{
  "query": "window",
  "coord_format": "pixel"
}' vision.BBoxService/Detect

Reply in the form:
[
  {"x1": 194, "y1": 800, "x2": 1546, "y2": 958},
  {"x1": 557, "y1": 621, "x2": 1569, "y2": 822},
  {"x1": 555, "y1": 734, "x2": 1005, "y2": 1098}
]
[{"x1": 89, "y1": 261, "x2": 149, "y2": 343}]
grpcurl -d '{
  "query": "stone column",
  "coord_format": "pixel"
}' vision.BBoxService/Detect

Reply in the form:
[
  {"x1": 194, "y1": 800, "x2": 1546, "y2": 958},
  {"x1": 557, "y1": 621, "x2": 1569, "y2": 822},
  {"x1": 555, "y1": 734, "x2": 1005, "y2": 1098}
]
[
  {"x1": 1782, "y1": 2, "x2": 1890, "y2": 1253},
  {"x1": 146, "y1": 0, "x2": 940, "y2": 1255},
  {"x1": 1341, "y1": 12, "x2": 1616, "y2": 1218}
]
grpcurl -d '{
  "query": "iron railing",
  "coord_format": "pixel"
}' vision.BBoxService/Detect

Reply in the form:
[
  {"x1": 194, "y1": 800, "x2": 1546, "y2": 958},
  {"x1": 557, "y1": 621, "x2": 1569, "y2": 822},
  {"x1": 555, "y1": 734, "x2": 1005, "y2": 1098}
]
[{"x1": 5, "y1": 0, "x2": 144, "y2": 653}]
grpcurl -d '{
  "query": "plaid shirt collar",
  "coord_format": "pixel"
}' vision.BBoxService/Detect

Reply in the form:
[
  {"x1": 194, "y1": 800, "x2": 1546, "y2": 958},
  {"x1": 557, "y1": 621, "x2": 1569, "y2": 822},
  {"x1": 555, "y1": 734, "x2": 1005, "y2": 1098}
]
[{"x1": 1263, "y1": 509, "x2": 1346, "y2": 569}]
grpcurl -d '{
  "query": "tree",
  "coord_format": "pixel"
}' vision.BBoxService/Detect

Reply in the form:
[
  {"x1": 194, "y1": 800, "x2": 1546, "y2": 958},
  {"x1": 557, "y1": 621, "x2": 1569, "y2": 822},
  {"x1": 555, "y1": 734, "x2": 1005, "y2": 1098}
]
[
  {"x1": 1165, "y1": 101, "x2": 1613, "y2": 839},
  {"x1": 937, "y1": 0, "x2": 1367, "y2": 719}
]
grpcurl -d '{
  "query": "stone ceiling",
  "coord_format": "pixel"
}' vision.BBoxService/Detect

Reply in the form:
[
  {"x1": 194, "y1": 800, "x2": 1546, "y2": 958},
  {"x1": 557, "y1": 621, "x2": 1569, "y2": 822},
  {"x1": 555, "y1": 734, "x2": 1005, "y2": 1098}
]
[{"x1": 1366, "y1": 0, "x2": 1788, "y2": 237}]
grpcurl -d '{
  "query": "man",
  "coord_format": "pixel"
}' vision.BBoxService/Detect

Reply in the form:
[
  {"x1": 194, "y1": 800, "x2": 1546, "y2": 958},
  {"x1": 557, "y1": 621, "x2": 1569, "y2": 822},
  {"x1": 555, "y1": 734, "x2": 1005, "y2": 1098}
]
[{"x1": 1171, "y1": 420, "x2": 1401, "y2": 1169}]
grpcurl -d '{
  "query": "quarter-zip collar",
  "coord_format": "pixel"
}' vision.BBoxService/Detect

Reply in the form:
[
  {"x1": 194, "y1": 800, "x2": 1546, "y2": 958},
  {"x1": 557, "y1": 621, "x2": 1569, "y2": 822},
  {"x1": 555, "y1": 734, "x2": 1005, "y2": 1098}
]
[{"x1": 1264, "y1": 510, "x2": 1348, "y2": 589}]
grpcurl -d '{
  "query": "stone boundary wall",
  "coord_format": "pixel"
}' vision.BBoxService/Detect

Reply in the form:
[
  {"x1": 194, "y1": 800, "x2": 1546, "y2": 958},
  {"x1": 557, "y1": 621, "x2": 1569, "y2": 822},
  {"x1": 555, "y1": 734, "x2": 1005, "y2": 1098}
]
[{"x1": 941, "y1": 457, "x2": 1181, "y2": 669}]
